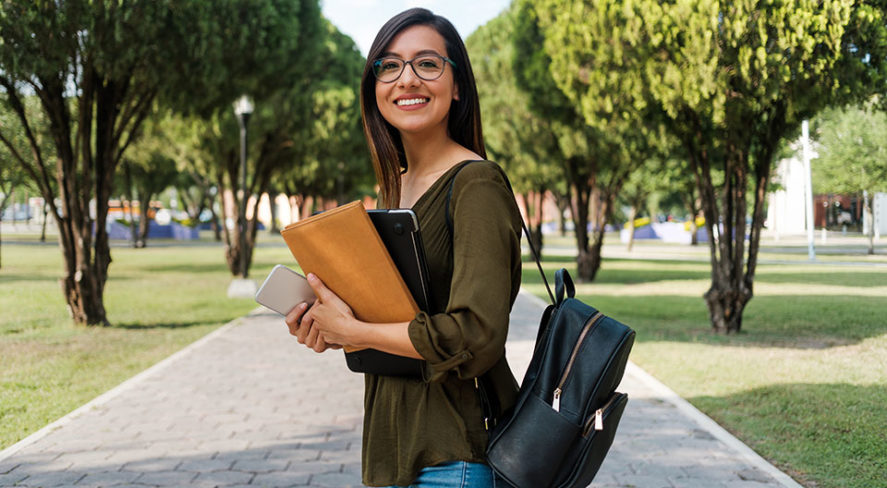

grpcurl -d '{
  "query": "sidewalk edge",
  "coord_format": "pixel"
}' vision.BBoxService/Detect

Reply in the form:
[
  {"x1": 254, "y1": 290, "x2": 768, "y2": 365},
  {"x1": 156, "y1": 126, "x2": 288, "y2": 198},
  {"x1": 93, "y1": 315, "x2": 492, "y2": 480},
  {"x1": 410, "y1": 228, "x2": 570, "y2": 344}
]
[
  {"x1": 625, "y1": 362, "x2": 804, "y2": 488},
  {"x1": 0, "y1": 315, "x2": 249, "y2": 464}
]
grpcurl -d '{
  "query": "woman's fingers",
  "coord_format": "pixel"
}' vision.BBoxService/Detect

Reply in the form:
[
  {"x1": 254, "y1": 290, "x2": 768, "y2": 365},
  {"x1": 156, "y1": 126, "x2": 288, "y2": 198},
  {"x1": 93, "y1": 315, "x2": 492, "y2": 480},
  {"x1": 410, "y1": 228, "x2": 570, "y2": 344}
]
[
  {"x1": 297, "y1": 317, "x2": 313, "y2": 344},
  {"x1": 284, "y1": 302, "x2": 310, "y2": 336},
  {"x1": 306, "y1": 273, "x2": 332, "y2": 302},
  {"x1": 305, "y1": 321, "x2": 321, "y2": 350}
]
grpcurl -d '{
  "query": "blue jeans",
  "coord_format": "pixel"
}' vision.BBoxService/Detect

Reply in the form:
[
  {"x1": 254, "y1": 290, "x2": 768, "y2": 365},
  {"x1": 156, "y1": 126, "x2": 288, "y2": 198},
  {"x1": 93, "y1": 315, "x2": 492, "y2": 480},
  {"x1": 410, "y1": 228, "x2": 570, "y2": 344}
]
[{"x1": 382, "y1": 461, "x2": 499, "y2": 488}]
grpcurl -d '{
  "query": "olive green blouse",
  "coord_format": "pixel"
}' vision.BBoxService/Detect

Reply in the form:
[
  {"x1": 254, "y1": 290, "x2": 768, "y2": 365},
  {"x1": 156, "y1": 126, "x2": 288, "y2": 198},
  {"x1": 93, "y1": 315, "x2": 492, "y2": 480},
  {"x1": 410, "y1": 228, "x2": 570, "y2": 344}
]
[{"x1": 362, "y1": 161, "x2": 523, "y2": 487}]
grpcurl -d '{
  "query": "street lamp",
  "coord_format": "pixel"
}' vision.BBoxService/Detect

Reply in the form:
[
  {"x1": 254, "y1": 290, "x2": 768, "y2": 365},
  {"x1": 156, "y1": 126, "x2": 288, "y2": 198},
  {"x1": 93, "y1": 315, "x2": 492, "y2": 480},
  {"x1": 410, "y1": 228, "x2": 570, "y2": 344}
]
[{"x1": 228, "y1": 95, "x2": 257, "y2": 298}]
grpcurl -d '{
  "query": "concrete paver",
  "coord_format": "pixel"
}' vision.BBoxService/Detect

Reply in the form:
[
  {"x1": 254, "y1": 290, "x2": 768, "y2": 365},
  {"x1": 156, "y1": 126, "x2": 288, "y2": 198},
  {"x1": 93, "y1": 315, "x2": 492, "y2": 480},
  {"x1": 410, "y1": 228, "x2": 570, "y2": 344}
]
[{"x1": 0, "y1": 291, "x2": 802, "y2": 488}]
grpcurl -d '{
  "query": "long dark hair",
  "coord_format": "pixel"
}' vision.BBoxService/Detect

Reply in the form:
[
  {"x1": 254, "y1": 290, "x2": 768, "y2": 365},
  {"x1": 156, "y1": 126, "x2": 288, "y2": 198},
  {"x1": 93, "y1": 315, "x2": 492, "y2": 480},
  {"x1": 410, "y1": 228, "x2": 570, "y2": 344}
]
[{"x1": 360, "y1": 8, "x2": 485, "y2": 209}]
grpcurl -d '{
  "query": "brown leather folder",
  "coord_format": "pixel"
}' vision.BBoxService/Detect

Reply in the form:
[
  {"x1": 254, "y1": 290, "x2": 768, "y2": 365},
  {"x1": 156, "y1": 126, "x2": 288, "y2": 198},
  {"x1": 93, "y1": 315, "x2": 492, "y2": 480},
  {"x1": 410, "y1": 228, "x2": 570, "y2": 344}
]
[{"x1": 280, "y1": 200, "x2": 418, "y2": 353}]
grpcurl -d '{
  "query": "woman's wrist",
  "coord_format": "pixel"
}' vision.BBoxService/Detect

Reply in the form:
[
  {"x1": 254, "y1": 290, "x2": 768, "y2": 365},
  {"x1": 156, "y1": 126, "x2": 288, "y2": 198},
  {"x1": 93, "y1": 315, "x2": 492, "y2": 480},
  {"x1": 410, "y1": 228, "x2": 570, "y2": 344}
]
[{"x1": 347, "y1": 317, "x2": 373, "y2": 350}]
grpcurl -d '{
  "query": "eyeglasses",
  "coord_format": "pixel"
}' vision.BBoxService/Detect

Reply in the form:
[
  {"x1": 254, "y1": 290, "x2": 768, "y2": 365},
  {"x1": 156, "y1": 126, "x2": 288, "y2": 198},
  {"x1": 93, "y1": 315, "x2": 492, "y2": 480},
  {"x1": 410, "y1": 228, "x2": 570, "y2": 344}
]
[{"x1": 372, "y1": 54, "x2": 456, "y2": 83}]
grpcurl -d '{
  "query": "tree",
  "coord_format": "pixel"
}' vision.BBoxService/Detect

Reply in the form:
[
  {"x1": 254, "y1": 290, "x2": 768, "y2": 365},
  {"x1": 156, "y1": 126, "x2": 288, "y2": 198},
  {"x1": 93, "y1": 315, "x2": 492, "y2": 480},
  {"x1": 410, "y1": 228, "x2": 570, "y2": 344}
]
[
  {"x1": 511, "y1": 0, "x2": 608, "y2": 280},
  {"x1": 466, "y1": 7, "x2": 562, "y2": 254},
  {"x1": 814, "y1": 103, "x2": 887, "y2": 254},
  {"x1": 118, "y1": 159, "x2": 178, "y2": 248},
  {"x1": 0, "y1": 0, "x2": 325, "y2": 325},
  {"x1": 653, "y1": 157, "x2": 706, "y2": 245},
  {"x1": 535, "y1": 0, "x2": 887, "y2": 332},
  {"x1": 278, "y1": 20, "x2": 370, "y2": 218},
  {"x1": 161, "y1": 115, "x2": 224, "y2": 240},
  {"x1": 189, "y1": 18, "x2": 365, "y2": 278},
  {"x1": 618, "y1": 158, "x2": 669, "y2": 251},
  {"x1": 114, "y1": 110, "x2": 182, "y2": 247},
  {"x1": 514, "y1": 0, "x2": 669, "y2": 281}
]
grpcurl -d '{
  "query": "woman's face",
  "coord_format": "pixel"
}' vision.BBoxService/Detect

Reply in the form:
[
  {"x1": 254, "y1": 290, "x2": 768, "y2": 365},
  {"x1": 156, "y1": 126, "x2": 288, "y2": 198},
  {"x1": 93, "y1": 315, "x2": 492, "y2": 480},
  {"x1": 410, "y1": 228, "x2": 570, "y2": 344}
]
[{"x1": 374, "y1": 25, "x2": 458, "y2": 138}]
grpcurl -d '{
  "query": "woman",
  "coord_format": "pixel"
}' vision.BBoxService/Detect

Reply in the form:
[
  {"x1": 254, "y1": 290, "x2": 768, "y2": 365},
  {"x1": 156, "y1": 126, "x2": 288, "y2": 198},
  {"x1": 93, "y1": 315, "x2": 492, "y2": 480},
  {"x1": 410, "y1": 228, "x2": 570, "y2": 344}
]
[{"x1": 285, "y1": 8, "x2": 522, "y2": 488}]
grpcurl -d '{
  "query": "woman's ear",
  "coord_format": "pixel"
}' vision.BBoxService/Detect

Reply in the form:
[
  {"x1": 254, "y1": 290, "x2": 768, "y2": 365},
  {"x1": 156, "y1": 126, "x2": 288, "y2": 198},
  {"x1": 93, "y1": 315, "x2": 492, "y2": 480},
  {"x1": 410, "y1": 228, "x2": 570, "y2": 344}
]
[{"x1": 453, "y1": 82, "x2": 460, "y2": 101}]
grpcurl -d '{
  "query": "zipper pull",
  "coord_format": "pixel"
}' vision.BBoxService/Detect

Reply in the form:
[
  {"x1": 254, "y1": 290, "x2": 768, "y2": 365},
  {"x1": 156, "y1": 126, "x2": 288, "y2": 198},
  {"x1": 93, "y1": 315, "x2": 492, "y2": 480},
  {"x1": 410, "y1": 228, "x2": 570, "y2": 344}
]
[
  {"x1": 594, "y1": 408, "x2": 604, "y2": 431},
  {"x1": 552, "y1": 388, "x2": 562, "y2": 412}
]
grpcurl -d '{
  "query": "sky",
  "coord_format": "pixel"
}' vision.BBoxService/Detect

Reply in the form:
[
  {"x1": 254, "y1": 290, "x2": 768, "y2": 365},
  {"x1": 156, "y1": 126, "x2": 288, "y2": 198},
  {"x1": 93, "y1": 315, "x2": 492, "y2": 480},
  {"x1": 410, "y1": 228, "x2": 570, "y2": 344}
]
[{"x1": 320, "y1": 0, "x2": 512, "y2": 56}]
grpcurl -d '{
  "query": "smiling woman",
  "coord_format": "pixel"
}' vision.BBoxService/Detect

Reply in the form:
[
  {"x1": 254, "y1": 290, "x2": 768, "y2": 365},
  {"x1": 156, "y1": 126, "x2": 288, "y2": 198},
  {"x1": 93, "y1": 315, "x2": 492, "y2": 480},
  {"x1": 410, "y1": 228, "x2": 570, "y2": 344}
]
[{"x1": 281, "y1": 8, "x2": 522, "y2": 488}]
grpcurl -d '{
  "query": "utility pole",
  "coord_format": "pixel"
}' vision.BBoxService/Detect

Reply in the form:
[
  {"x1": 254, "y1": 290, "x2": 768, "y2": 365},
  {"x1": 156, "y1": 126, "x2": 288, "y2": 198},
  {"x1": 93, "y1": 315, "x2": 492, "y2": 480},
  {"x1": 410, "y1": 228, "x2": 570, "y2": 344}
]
[{"x1": 802, "y1": 120, "x2": 815, "y2": 261}]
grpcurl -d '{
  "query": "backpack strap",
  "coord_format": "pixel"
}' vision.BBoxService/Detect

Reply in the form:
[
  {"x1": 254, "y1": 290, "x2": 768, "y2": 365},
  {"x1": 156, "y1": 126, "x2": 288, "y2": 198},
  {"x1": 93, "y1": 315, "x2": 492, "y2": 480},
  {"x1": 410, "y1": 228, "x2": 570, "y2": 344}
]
[
  {"x1": 555, "y1": 268, "x2": 575, "y2": 304},
  {"x1": 443, "y1": 160, "x2": 557, "y2": 433},
  {"x1": 445, "y1": 161, "x2": 555, "y2": 305}
]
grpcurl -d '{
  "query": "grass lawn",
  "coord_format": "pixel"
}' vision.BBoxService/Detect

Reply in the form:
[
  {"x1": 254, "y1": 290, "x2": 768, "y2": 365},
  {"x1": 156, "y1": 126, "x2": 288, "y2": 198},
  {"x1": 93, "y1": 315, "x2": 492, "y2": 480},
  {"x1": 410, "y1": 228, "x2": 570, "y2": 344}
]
[
  {"x1": 0, "y1": 237, "x2": 293, "y2": 450},
  {"x1": 2, "y1": 230, "x2": 885, "y2": 488},
  {"x1": 521, "y1": 252, "x2": 887, "y2": 488}
]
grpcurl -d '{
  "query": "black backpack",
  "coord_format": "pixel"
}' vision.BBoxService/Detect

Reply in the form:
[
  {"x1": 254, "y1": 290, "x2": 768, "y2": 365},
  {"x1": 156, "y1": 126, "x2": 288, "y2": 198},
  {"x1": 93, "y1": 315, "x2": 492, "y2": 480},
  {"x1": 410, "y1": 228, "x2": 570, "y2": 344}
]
[
  {"x1": 445, "y1": 161, "x2": 635, "y2": 487},
  {"x1": 486, "y1": 268, "x2": 635, "y2": 487}
]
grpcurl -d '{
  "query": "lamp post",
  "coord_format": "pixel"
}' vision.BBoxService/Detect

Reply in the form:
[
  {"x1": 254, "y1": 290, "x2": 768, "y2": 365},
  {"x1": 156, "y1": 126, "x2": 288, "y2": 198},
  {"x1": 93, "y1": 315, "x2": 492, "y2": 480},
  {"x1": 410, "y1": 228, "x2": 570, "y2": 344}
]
[
  {"x1": 228, "y1": 95, "x2": 257, "y2": 298},
  {"x1": 234, "y1": 95, "x2": 253, "y2": 277}
]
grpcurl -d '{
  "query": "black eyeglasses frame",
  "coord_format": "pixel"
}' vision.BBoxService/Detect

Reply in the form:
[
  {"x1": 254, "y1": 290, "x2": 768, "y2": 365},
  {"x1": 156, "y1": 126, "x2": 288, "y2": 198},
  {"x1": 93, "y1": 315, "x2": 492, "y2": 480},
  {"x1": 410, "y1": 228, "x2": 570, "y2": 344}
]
[{"x1": 372, "y1": 54, "x2": 457, "y2": 83}]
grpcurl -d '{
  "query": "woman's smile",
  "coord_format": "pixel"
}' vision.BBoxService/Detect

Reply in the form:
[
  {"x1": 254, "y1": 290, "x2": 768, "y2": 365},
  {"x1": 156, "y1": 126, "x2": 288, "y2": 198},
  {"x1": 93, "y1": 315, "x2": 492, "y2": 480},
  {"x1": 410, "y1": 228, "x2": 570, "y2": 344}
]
[{"x1": 395, "y1": 94, "x2": 431, "y2": 110}]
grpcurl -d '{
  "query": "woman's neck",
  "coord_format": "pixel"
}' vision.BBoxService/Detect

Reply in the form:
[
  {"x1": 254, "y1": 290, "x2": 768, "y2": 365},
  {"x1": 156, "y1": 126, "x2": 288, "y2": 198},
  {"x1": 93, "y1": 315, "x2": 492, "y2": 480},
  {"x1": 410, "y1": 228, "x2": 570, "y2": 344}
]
[{"x1": 400, "y1": 128, "x2": 459, "y2": 177}]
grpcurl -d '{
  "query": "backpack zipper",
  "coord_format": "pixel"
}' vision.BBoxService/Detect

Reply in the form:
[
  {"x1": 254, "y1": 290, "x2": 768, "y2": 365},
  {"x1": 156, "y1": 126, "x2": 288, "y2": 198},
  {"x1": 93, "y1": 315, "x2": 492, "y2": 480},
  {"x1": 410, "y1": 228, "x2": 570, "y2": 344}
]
[
  {"x1": 582, "y1": 392, "x2": 625, "y2": 437},
  {"x1": 551, "y1": 311, "x2": 604, "y2": 412}
]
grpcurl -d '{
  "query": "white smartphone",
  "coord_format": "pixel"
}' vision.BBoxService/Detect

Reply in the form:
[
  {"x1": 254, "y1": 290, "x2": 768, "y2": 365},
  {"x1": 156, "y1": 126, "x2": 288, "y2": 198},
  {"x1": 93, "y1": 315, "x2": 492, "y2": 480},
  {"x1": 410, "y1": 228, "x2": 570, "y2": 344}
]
[{"x1": 254, "y1": 265, "x2": 316, "y2": 315}]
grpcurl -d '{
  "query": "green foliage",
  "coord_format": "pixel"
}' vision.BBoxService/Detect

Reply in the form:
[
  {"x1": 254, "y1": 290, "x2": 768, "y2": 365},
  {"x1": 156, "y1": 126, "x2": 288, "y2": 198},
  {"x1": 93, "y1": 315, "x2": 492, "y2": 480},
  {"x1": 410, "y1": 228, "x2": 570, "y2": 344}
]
[
  {"x1": 277, "y1": 19, "x2": 371, "y2": 204},
  {"x1": 121, "y1": 112, "x2": 181, "y2": 201},
  {"x1": 813, "y1": 104, "x2": 887, "y2": 196},
  {"x1": 529, "y1": 0, "x2": 887, "y2": 330},
  {"x1": 466, "y1": 6, "x2": 560, "y2": 195}
]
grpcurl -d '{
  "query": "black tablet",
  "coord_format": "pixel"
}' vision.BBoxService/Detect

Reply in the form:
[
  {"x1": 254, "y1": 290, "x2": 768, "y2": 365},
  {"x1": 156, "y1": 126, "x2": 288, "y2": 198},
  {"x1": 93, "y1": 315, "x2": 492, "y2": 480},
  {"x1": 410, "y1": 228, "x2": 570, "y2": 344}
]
[{"x1": 368, "y1": 209, "x2": 432, "y2": 312}]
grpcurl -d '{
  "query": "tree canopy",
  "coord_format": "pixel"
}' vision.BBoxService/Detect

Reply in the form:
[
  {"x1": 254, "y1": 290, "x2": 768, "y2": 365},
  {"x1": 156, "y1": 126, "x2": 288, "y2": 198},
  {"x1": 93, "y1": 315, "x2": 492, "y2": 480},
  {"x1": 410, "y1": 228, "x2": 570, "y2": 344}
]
[
  {"x1": 0, "y1": 0, "x2": 326, "y2": 325},
  {"x1": 813, "y1": 102, "x2": 887, "y2": 253},
  {"x1": 532, "y1": 0, "x2": 887, "y2": 332}
]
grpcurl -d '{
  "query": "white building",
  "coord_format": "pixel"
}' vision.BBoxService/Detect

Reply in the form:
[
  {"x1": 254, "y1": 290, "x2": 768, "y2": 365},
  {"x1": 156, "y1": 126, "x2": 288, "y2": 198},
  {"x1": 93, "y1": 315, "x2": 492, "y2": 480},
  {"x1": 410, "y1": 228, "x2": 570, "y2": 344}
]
[{"x1": 767, "y1": 155, "x2": 808, "y2": 235}]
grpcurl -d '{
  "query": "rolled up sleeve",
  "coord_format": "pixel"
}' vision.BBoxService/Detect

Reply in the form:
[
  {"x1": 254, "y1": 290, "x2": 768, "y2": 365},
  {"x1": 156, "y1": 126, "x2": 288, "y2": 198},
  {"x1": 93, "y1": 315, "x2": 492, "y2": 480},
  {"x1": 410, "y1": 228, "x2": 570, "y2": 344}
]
[{"x1": 408, "y1": 164, "x2": 521, "y2": 383}]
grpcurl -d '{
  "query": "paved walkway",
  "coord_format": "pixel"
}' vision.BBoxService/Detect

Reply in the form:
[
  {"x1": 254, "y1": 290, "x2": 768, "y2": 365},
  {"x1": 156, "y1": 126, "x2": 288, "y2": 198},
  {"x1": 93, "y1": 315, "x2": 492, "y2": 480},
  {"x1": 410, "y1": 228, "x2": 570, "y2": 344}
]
[{"x1": 0, "y1": 292, "x2": 802, "y2": 488}]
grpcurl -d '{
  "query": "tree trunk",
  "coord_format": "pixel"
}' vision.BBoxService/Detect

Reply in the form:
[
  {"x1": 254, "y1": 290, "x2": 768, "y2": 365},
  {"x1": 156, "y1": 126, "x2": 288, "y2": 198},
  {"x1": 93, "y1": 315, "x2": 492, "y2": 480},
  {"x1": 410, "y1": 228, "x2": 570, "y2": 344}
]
[
  {"x1": 0, "y1": 190, "x2": 7, "y2": 269},
  {"x1": 626, "y1": 206, "x2": 637, "y2": 252},
  {"x1": 40, "y1": 203, "x2": 48, "y2": 242},
  {"x1": 208, "y1": 200, "x2": 222, "y2": 242},
  {"x1": 522, "y1": 190, "x2": 545, "y2": 256},
  {"x1": 864, "y1": 196, "x2": 875, "y2": 255},
  {"x1": 137, "y1": 191, "x2": 151, "y2": 248},
  {"x1": 703, "y1": 282, "x2": 751, "y2": 333},
  {"x1": 682, "y1": 102, "x2": 784, "y2": 334},
  {"x1": 564, "y1": 156, "x2": 595, "y2": 280},
  {"x1": 128, "y1": 202, "x2": 139, "y2": 248},
  {"x1": 269, "y1": 192, "x2": 280, "y2": 234}
]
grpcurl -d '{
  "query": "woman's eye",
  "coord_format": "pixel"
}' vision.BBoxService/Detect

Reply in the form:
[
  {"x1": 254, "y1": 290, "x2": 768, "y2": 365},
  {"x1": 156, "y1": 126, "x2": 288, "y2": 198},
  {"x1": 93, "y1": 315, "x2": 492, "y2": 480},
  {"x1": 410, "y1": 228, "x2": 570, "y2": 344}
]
[
  {"x1": 416, "y1": 58, "x2": 441, "y2": 69},
  {"x1": 380, "y1": 60, "x2": 401, "y2": 72}
]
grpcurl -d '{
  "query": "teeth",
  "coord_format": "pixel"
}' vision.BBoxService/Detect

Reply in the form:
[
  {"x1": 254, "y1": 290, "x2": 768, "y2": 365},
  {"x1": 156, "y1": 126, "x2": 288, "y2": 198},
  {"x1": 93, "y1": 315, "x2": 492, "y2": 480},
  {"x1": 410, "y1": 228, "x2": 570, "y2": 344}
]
[{"x1": 396, "y1": 98, "x2": 428, "y2": 106}]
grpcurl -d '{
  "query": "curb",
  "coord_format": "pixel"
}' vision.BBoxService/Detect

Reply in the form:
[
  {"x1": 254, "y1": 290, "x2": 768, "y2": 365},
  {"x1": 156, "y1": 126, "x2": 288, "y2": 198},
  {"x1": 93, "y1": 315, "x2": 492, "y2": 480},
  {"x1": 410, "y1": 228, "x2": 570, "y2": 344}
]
[{"x1": 625, "y1": 363, "x2": 804, "y2": 488}]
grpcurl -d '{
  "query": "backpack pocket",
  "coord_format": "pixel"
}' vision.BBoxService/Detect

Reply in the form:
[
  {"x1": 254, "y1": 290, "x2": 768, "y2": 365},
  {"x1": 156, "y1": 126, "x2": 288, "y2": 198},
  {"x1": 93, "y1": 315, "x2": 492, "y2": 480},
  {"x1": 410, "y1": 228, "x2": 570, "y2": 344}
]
[
  {"x1": 487, "y1": 394, "x2": 581, "y2": 488},
  {"x1": 558, "y1": 392, "x2": 629, "y2": 487}
]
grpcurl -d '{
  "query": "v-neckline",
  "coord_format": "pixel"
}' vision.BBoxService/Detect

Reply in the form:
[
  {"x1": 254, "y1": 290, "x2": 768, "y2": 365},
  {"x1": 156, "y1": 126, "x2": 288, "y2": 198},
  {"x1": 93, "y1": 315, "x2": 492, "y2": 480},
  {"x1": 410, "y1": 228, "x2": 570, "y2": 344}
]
[{"x1": 404, "y1": 160, "x2": 483, "y2": 210}]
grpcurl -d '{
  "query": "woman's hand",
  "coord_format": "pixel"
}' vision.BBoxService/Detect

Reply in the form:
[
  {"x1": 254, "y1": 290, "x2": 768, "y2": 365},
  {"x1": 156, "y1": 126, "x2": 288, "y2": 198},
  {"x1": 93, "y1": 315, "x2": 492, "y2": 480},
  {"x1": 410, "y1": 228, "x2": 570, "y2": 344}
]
[
  {"x1": 284, "y1": 299, "x2": 342, "y2": 353},
  {"x1": 302, "y1": 273, "x2": 365, "y2": 348}
]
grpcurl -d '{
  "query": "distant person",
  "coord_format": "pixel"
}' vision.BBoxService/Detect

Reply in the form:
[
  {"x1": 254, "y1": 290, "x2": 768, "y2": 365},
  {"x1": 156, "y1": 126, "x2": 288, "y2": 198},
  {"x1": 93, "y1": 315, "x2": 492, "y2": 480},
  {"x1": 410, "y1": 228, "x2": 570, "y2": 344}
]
[{"x1": 284, "y1": 7, "x2": 521, "y2": 488}]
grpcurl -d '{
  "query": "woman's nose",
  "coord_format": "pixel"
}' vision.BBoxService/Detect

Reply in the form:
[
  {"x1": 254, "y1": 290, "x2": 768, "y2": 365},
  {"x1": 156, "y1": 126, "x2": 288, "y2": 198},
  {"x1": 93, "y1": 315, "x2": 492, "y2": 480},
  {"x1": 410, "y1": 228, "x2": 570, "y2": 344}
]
[{"x1": 398, "y1": 62, "x2": 421, "y2": 86}]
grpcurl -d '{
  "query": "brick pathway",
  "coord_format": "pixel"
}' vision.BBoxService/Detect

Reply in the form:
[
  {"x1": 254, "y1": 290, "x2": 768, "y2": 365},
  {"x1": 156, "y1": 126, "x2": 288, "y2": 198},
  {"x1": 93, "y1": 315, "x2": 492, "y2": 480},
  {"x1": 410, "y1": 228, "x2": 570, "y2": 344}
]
[{"x1": 0, "y1": 292, "x2": 802, "y2": 488}]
